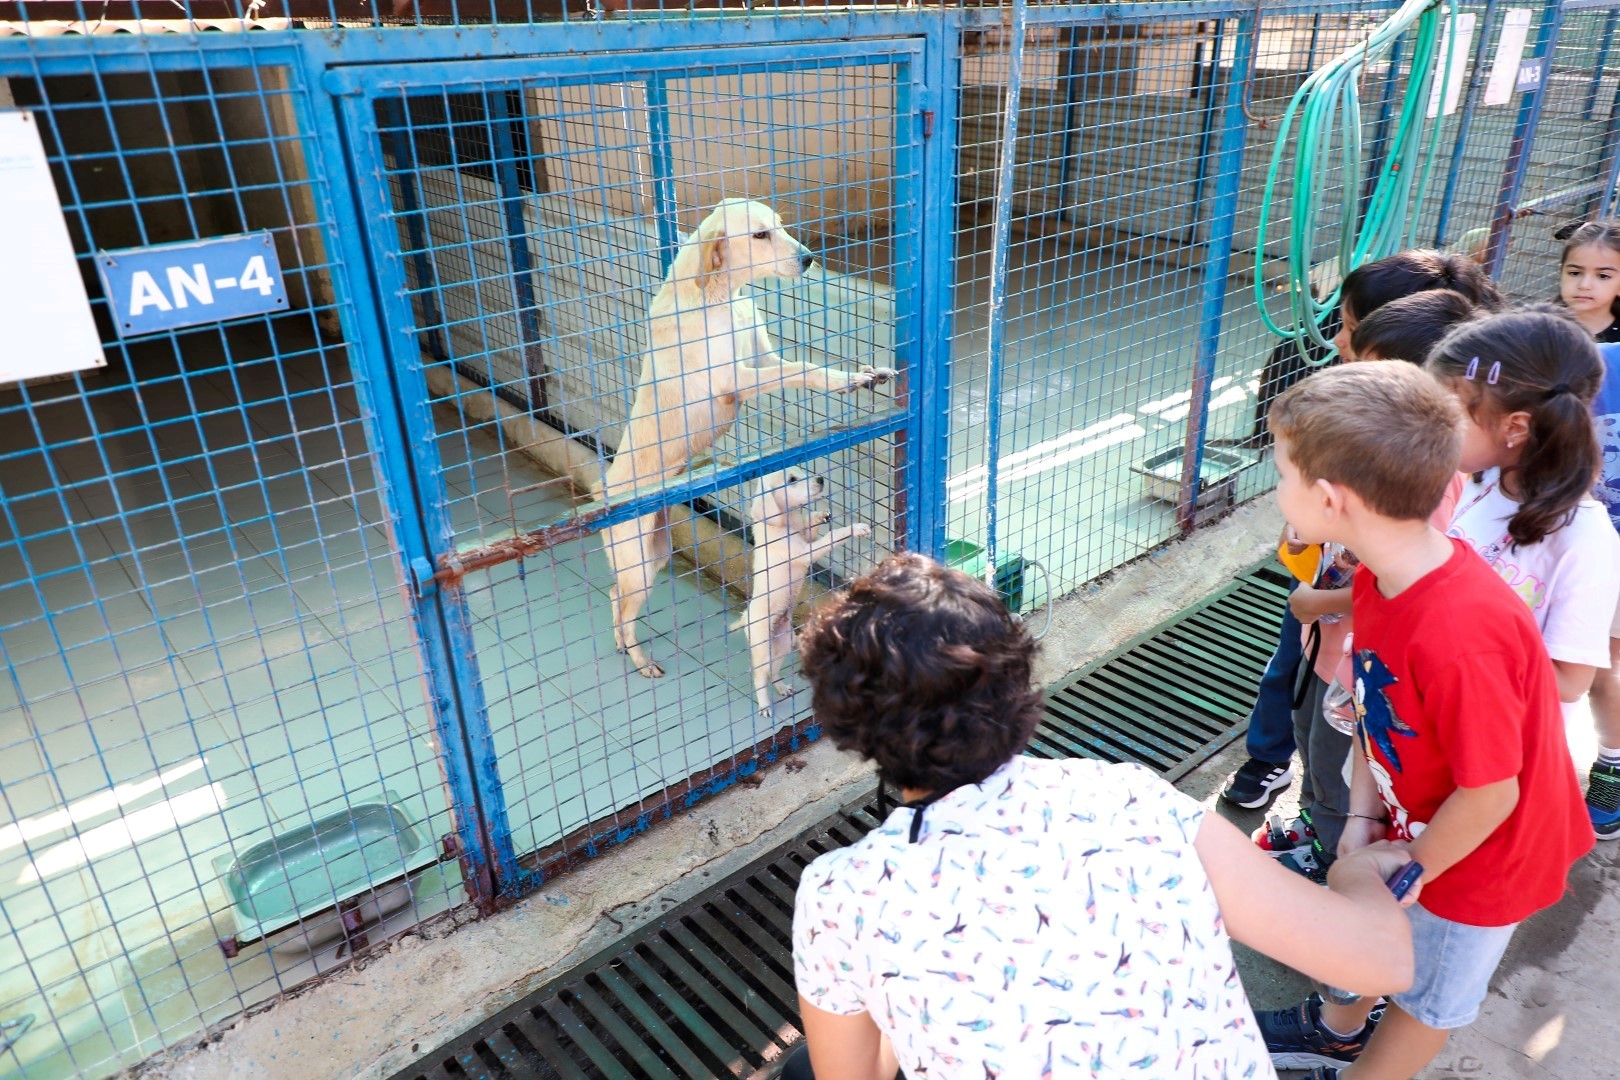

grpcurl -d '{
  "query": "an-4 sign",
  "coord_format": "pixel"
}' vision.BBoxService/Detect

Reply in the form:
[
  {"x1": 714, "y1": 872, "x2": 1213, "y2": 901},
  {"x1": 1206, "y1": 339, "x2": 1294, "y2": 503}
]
[{"x1": 96, "y1": 232, "x2": 289, "y2": 337}]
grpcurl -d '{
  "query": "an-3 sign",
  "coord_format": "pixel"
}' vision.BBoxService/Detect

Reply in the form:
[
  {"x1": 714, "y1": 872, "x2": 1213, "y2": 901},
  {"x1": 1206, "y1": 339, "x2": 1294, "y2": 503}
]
[{"x1": 96, "y1": 232, "x2": 289, "y2": 337}]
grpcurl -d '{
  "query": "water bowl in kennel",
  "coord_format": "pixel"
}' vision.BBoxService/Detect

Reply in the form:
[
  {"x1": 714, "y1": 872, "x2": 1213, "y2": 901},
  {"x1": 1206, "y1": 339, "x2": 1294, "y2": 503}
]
[
  {"x1": 1131, "y1": 446, "x2": 1260, "y2": 517},
  {"x1": 212, "y1": 795, "x2": 433, "y2": 959}
]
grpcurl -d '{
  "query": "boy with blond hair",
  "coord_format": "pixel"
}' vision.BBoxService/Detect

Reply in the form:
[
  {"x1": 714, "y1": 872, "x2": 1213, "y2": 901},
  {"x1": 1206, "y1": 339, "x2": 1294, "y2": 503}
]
[{"x1": 1255, "y1": 362, "x2": 1593, "y2": 1079}]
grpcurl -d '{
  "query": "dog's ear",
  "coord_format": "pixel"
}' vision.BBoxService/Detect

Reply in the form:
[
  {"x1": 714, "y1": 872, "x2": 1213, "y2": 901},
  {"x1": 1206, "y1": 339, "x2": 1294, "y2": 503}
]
[{"x1": 695, "y1": 227, "x2": 726, "y2": 292}]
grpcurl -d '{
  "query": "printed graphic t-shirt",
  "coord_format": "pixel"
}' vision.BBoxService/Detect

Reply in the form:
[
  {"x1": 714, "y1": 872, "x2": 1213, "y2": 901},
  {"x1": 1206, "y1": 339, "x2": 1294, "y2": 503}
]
[
  {"x1": 1447, "y1": 467, "x2": 1620, "y2": 668},
  {"x1": 792, "y1": 755, "x2": 1274, "y2": 1079},
  {"x1": 1350, "y1": 539, "x2": 1593, "y2": 926}
]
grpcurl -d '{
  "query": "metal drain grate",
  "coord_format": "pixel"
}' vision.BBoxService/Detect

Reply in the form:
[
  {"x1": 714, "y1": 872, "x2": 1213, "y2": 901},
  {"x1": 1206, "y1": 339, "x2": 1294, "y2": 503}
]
[{"x1": 391, "y1": 563, "x2": 1289, "y2": 1080}]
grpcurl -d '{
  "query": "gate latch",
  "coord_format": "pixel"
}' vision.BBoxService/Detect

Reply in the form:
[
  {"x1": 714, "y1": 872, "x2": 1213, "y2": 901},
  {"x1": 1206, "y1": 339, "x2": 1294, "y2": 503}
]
[{"x1": 409, "y1": 556, "x2": 439, "y2": 599}]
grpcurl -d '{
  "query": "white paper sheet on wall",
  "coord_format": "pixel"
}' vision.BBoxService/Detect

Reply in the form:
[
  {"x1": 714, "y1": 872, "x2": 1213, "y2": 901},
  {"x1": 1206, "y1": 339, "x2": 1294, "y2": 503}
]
[
  {"x1": 1427, "y1": 12, "x2": 1477, "y2": 119},
  {"x1": 0, "y1": 110, "x2": 106, "y2": 385},
  {"x1": 1484, "y1": 9, "x2": 1534, "y2": 107}
]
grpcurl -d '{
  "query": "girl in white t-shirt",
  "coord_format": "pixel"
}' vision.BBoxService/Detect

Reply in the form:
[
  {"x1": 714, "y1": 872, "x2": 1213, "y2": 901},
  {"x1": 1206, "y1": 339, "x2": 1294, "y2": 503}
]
[{"x1": 1425, "y1": 307, "x2": 1620, "y2": 837}]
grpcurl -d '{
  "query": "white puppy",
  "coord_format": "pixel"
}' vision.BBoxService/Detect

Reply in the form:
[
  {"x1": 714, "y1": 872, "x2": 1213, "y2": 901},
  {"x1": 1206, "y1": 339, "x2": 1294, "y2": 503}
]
[
  {"x1": 736, "y1": 469, "x2": 869, "y2": 712},
  {"x1": 601, "y1": 198, "x2": 893, "y2": 678}
]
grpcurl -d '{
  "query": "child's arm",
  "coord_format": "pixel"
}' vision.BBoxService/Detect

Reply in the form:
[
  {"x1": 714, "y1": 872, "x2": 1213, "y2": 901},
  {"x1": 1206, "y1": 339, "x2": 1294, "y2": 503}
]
[
  {"x1": 1406, "y1": 777, "x2": 1521, "y2": 889},
  {"x1": 797, "y1": 1000, "x2": 899, "y2": 1080},
  {"x1": 1198, "y1": 811, "x2": 1414, "y2": 996},
  {"x1": 1338, "y1": 746, "x2": 1390, "y2": 857},
  {"x1": 1553, "y1": 660, "x2": 1598, "y2": 703},
  {"x1": 1290, "y1": 584, "x2": 1353, "y2": 624}
]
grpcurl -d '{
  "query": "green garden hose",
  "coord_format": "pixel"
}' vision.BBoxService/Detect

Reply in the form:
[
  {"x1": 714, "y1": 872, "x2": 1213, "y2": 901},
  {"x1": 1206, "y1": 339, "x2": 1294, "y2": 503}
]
[{"x1": 1254, "y1": 0, "x2": 1462, "y2": 358}]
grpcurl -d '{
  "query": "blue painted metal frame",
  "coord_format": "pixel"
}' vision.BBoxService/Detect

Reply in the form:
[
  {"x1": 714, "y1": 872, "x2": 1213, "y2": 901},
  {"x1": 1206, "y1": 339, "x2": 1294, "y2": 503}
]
[
  {"x1": 908, "y1": 15, "x2": 961, "y2": 562},
  {"x1": 329, "y1": 32, "x2": 927, "y2": 902},
  {"x1": 642, "y1": 75, "x2": 682, "y2": 275},
  {"x1": 486, "y1": 88, "x2": 549, "y2": 413},
  {"x1": 1176, "y1": 15, "x2": 1254, "y2": 532},
  {"x1": 1433, "y1": 0, "x2": 1501, "y2": 248},
  {"x1": 378, "y1": 98, "x2": 453, "y2": 364},
  {"x1": 979, "y1": 0, "x2": 1027, "y2": 585},
  {"x1": 1486, "y1": 0, "x2": 1566, "y2": 276},
  {"x1": 326, "y1": 87, "x2": 533, "y2": 906}
]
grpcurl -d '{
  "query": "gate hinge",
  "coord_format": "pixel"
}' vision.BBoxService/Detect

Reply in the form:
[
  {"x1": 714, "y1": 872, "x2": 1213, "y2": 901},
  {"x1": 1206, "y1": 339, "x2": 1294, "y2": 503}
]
[
  {"x1": 410, "y1": 556, "x2": 439, "y2": 599},
  {"x1": 921, "y1": 109, "x2": 935, "y2": 138}
]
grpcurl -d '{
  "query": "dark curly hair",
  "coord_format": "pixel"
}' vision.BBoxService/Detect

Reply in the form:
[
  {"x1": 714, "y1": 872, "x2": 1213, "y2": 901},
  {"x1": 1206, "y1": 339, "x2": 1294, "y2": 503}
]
[{"x1": 797, "y1": 553, "x2": 1043, "y2": 793}]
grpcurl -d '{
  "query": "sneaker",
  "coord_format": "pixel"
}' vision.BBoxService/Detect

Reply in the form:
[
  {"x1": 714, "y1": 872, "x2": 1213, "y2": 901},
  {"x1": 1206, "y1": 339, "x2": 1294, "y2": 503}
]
[
  {"x1": 1258, "y1": 992, "x2": 1378, "y2": 1069},
  {"x1": 1252, "y1": 811, "x2": 1317, "y2": 855},
  {"x1": 1222, "y1": 757, "x2": 1295, "y2": 809},
  {"x1": 1587, "y1": 762, "x2": 1620, "y2": 840}
]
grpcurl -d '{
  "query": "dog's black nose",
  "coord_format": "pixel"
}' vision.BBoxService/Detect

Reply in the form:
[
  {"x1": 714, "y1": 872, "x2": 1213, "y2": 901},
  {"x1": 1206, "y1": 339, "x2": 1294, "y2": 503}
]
[
  {"x1": 799, "y1": 250, "x2": 815, "y2": 272},
  {"x1": 814, "y1": 476, "x2": 826, "y2": 489}
]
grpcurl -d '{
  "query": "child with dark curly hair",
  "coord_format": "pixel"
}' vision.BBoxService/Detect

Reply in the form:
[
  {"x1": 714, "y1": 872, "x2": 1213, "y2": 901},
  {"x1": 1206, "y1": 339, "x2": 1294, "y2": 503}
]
[{"x1": 785, "y1": 553, "x2": 1416, "y2": 1080}]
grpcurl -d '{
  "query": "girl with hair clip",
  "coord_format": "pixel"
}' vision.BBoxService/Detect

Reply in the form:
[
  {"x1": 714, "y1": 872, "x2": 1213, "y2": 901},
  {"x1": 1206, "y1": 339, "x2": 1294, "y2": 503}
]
[
  {"x1": 1423, "y1": 307, "x2": 1620, "y2": 829},
  {"x1": 1554, "y1": 218, "x2": 1620, "y2": 342},
  {"x1": 1553, "y1": 220, "x2": 1620, "y2": 838}
]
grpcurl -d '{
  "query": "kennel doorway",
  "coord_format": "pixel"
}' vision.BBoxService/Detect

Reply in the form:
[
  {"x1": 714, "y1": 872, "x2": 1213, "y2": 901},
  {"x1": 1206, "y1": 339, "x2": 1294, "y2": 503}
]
[{"x1": 333, "y1": 41, "x2": 929, "y2": 890}]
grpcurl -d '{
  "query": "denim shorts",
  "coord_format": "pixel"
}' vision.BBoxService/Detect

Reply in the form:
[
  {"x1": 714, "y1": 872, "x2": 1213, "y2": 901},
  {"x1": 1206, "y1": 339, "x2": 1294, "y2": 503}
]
[{"x1": 1390, "y1": 903, "x2": 1518, "y2": 1030}]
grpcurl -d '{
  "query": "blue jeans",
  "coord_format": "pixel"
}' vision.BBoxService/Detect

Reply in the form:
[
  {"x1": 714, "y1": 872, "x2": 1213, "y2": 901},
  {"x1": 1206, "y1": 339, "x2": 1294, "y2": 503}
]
[{"x1": 1245, "y1": 587, "x2": 1302, "y2": 765}]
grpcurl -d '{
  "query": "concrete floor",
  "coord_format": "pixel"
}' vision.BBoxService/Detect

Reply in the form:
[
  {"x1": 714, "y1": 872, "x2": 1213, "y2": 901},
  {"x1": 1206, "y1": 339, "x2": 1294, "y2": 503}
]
[{"x1": 1184, "y1": 694, "x2": 1615, "y2": 1080}]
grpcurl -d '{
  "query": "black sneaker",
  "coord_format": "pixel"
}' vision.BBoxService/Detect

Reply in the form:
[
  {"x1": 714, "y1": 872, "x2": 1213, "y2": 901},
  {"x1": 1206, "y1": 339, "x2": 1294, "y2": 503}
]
[
  {"x1": 1257, "y1": 992, "x2": 1378, "y2": 1069},
  {"x1": 1221, "y1": 757, "x2": 1295, "y2": 809}
]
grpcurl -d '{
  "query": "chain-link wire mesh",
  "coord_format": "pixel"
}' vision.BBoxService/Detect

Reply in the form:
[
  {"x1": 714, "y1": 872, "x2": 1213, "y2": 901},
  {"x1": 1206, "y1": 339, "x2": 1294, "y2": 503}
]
[{"x1": 0, "y1": 2, "x2": 1616, "y2": 1077}]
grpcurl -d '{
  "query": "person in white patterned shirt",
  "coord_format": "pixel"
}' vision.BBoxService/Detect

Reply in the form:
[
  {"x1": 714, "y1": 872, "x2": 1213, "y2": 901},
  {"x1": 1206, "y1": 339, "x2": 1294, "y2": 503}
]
[{"x1": 785, "y1": 553, "x2": 1416, "y2": 1080}]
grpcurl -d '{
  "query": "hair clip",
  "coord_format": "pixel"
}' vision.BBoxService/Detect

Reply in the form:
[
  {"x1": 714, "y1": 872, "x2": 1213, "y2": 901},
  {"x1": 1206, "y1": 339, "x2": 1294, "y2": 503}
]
[
  {"x1": 1487, "y1": 361, "x2": 1502, "y2": 385},
  {"x1": 1464, "y1": 356, "x2": 1480, "y2": 380}
]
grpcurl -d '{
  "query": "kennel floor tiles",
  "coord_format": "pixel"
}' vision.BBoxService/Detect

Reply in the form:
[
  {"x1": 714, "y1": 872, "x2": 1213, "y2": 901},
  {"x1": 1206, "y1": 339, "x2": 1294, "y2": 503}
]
[{"x1": 0, "y1": 343, "x2": 463, "y2": 1080}]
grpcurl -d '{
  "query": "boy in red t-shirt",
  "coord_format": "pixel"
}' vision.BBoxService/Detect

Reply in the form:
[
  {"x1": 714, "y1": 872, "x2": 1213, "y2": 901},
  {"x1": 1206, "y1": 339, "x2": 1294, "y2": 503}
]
[{"x1": 1254, "y1": 362, "x2": 1594, "y2": 1080}]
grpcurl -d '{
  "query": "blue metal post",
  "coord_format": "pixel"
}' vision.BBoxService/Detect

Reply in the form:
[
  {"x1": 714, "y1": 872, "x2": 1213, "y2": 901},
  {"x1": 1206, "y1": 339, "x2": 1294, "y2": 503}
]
[
  {"x1": 981, "y1": 0, "x2": 1028, "y2": 584},
  {"x1": 324, "y1": 81, "x2": 533, "y2": 906},
  {"x1": 1433, "y1": 0, "x2": 1501, "y2": 247},
  {"x1": 907, "y1": 17, "x2": 963, "y2": 561},
  {"x1": 1583, "y1": 9, "x2": 1617, "y2": 121},
  {"x1": 486, "y1": 89, "x2": 549, "y2": 414},
  {"x1": 378, "y1": 97, "x2": 451, "y2": 363},
  {"x1": 1176, "y1": 15, "x2": 1255, "y2": 532},
  {"x1": 644, "y1": 75, "x2": 682, "y2": 274},
  {"x1": 1603, "y1": 76, "x2": 1620, "y2": 218},
  {"x1": 1187, "y1": 19, "x2": 1226, "y2": 241},
  {"x1": 1486, "y1": 0, "x2": 1567, "y2": 276}
]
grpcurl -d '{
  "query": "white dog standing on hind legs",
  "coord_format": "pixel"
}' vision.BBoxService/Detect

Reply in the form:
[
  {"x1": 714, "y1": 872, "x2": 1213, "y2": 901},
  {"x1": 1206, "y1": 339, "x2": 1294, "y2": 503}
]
[
  {"x1": 600, "y1": 198, "x2": 894, "y2": 679},
  {"x1": 736, "y1": 470, "x2": 869, "y2": 713}
]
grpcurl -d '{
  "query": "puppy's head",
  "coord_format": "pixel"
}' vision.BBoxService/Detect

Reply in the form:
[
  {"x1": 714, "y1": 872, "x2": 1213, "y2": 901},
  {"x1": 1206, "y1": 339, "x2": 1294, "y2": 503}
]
[
  {"x1": 749, "y1": 469, "x2": 826, "y2": 526},
  {"x1": 679, "y1": 199, "x2": 815, "y2": 294}
]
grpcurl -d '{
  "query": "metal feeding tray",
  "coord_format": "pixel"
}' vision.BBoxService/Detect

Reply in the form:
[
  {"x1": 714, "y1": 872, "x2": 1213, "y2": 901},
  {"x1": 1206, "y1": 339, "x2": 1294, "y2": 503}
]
[
  {"x1": 1132, "y1": 446, "x2": 1260, "y2": 509},
  {"x1": 213, "y1": 795, "x2": 433, "y2": 955}
]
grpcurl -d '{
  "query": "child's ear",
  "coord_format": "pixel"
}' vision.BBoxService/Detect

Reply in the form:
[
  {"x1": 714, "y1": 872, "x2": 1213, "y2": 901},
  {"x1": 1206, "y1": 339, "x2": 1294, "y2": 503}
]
[
  {"x1": 1502, "y1": 409, "x2": 1532, "y2": 449},
  {"x1": 1314, "y1": 476, "x2": 1348, "y2": 520}
]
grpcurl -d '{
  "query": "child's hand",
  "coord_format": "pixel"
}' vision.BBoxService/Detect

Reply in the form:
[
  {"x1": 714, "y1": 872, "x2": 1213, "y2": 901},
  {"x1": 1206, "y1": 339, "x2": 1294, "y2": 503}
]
[
  {"x1": 1332, "y1": 840, "x2": 1422, "y2": 908},
  {"x1": 1290, "y1": 585, "x2": 1332, "y2": 624},
  {"x1": 1336, "y1": 813, "x2": 1387, "y2": 857},
  {"x1": 1283, "y1": 525, "x2": 1308, "y2": 556}
]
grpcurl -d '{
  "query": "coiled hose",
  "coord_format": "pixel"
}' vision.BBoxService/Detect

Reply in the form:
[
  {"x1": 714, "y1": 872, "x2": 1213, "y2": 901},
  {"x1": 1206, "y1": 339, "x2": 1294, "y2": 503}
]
[{"x1": 1254, "y1": 0, "x2": 1461, "y2": 359}]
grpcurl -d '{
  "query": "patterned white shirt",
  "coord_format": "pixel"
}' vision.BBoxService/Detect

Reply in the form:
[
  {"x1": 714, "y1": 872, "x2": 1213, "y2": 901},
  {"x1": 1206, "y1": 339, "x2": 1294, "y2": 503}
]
[{"x1": 792, "y1": 756, "x2": 1274, "y2": 1078}]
